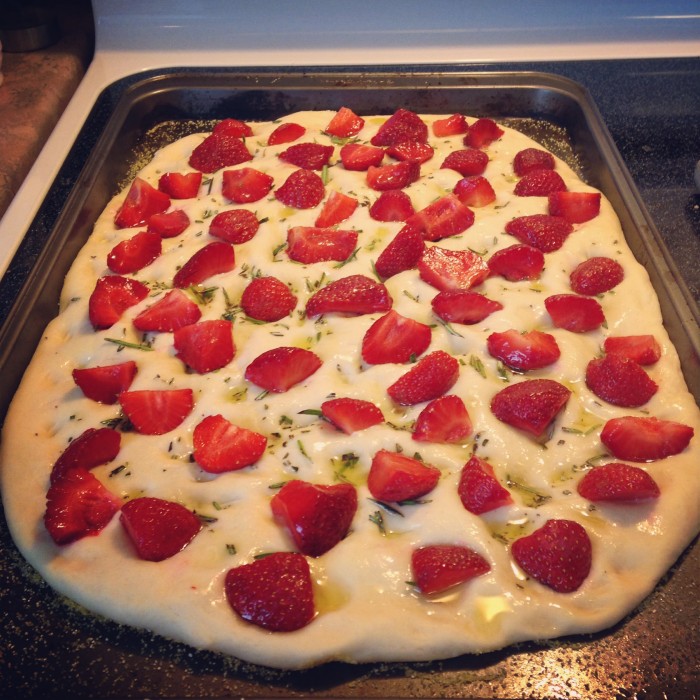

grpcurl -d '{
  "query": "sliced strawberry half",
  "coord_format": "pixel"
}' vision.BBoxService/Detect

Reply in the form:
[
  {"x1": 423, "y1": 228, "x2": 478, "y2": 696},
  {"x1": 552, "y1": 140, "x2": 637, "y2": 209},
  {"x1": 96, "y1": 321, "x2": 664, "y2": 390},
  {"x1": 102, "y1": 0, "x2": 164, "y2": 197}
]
[
  {"x1": 209, "y1": 208, "x2": 260, "y2": 244},
  {"x1": 374, "y1": 222, "x2": 425, "y2": 280},
  {"x1": 320, "y1": 397, "x2": 384, "y2": 434},
  {"x1": 245, "y1": 346, "x2": 322, "y2": 393},
  {"x1": 286, "y1": 226, "x2": 358, "y2": 264},
  {"x1": 222, "y1": 168, "x2": 274, "y2": 203},
  {"x1": 585, "y1": 354, "x2": 658, "y2": 408},
  {"x1": 603, "y1": 335, "x2": 661, "y2": 365},
  {"x1": 119, "y1": 388, "x2": 194, "y2": 435},
  {"x1": 370, "y1": 108, "x2": 428, "y2": 147},
  {"x1": 386, "y1": 140, "x2": 434, "y2": 164},
  {"x1": 412, "y1": 394, "x2": 473, "y2": 444},
  {"x1": 240, "y1": 276, "x2": 297, "y2": 322},
  {"x1": 418, "y1": 245, "x2": 490, "y2": 292},
  {"x1": 158, "y1": 171, "x2": 202, "y2": 199},
  {"x1": 514, "y1": 169, "x2": 567, "y2": 197},
  {"x1": 440, "y1": 148, "x2": 489, "y2": 177},
  {"x1": 487, "y1": 243, "x2": 545, "y2": 282},
  {"x1": 411, "y1": 544, "x2": 490, "y2": 595},
  {"x1": 487, "y1": 329, "x2": 561, "y2": 371},
  {"x1": 174, "y1": 319, "x2": 235, "y2": 374},
  {"x1": 306, "y1": 274, "x2": 392, "y2": 318},
  {"x1": 72, "y1": 361, "x2": 138, "y2": 405},
  {"x1": 361, "y1": 309, "x2": 431, "y2": 364},
  {"x1": 107, "y1": 230, "x2": 162, "y2": 275},
  {"x1": 569, "y1": 256, "x2": 624, "y2": 296},
  {"x1": 366, "y1": 161, "x2": 420, "y2": 191},
  {"x1": 339, "y1": 143, "x2": 385, "y2": 171},
  {"x1": 601, "y1": 416, "x2": 694, "y2": 462},
  {"x1": 549, "y1": 191, "x2": 601, "y2": 223},
  {"x1": 188, "y1": 131, "x2": 252, "y2": 173},
  {"x1": 463, "y1": 118, "x2": 504, "y2": 148},
  {"x1": 513, "y1": 147, "x2": 555, "y2": 176},
  {"x1": 114, "y1": 177, "x2": 171, "y2": 229},
  {"x1": 453, "y1": 175, "x2": 496, "y2": 207},
  {"x1": 88, "y1": 275, "x2": 150, "y2": 330},
  {"x1": 505, "y1": 214, "x2": 573, "y2": 253},
  {"x1": 314, "y1": 190, "x2": 358, "y2": 227},
  {"x1": 407, "y1": 194, "x2": 475, "y2": 242},
  {"x1": 458, "y1": 455, "x2": 513, "y2": 515},
  {"x1": 193, "y1": 414, "x2": 267, "y2": 473},
  {"x1": 431, "y1": 290, "x2": 503, "y2": 325},
  {"x1": 172, "y1": 241, "x2": 235, "y2": 288},
  {"x1": 147, "y1": 209, "x2": 190, "y2": 238},
  {"x1": 324, "y1": 106, "x2": 365, "y2": 138},
  {"x1": 274, "y1": 168, "x2": 325, "y2": 209},
  {"x1": 369, "y1": 190, "x2": 415, "y2": 222},
  {"x1": 50, "y1": 427, "x2": 121, "y2": 484},
  {"x1": 432, "y1": 113, "x2": 468, "y2": 137},
  {"x1": 212, "y1": 118, "x2": 253, "y2": 137},
  {"x1": 267, "y1": 121, "x2": 306, "y2": 146},
  {"x1": 367, "y1": 449, "x2": 440, "y2": 502},
  {"x1": 279, "y1": 143, "x2": 334, "y2": 171},
  {"x1": 577, "y1": 463, "x2": 660, "y2": 503},
  {"x1": 133, "y1": 288, "x2": 202, "y2": 332},
  {"x1": 387, "y1": 350, "x2": 459, "y2": 406},
  {"x1": 545, "y1": 294, "x2": 605, "y2": 333}
]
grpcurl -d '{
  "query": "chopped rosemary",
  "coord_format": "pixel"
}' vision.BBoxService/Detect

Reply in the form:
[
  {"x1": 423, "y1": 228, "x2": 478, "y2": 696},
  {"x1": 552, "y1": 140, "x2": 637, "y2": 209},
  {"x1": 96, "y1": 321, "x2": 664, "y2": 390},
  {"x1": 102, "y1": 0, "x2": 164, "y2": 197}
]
[
  {"x1": 105, "y1": 338, "x2": 153, "y2": 351},
  {"x1": 369, "y1": 510, "x2": 386, "y2": 535}
]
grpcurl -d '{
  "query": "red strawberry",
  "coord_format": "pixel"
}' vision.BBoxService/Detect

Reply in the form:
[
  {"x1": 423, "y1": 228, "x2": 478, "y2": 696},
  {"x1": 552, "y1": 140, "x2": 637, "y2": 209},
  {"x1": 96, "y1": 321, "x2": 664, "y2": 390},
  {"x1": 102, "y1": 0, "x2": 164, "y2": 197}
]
[
  {"x1": 361, "y1": 309, "x2": 431, "y2": 364},
  {"x1": 569, "y1": 256, "x2": 624, "y2": 295},
  {"x1": 147, "y1": 209, "x2": 190, "y2": 238},
  {"x1": 174, "y1": 319, "x2": 235, "y2": 374},
  {"x1": 487, "y1": 243, "x2": 545, "y2": 281},
  {"x1": 339, "y1": 143, "x2": 385, "y2": 171},
  {"x1": 320, "y1": 397, "x2": 384, "y2": 434},
  {"x1": 453, "y1": 175, "x2": 496, "y2": 207},
  {"x1": 585, "y1": 354, "x2": 658, "y2": 407},
  {"x1": 306, "y1": 274, "x2": 392, "y2": 318},
  {"x1": 120, "y1": 497, "x2": 202, "y2": 561},
  {"x1": 271, "y1": 480, "x2": 357, "y2": 557},
  {"x1": 172, "y1": 241, "x2": 235, "y2": 288},
  {"x1": 577, "y1": 463, "x2": 660, "y2": 503},
  {"x1": 88, "y1": 275, "x2": 149, "y2": 330},
  {"x1": 431, "y1": 290, "x2": 503, "y2": 325},
  {"x1": 432, "y1": 113, "x2": 468, "y2": 137},
  {"x1": 279, "y1": 143, "x2": 334, "y2": 171},
  {"x1": 491, "y1": 378, "x2": 571, "y2": 438},
  {"x1": 418, "y1": 245, "x2": 490, "y2": 292},
  {"x1": 240, "y1": 276, "x2": 297, "y2": 322},
  {"x1": 209, "y1": 208, "x2": 260, "y2": 244},
  {"x1": 407, "y1": 194, "x2": 475, "y2": 242},
  {"x1": 413, "y1": 394, "x2": 473, "y2": 444},
  {"x1": 549, "y1": 191, "x2": 601, "y2": 223},
  {"x1": 221, "y1": 168, "x2": 274, "y2": 203},
  {"x1": 371, "y1": 108, "x2": 428, "y2": 147},
  {"x1": 274, "y1": 168, "x2": 325, "y2": 209},
  {"x1": 513, "y1": 147, "x2": 556, "y2": 176},
  {"x1": 245, "y1": 346, "x2": 322, "y2": 393},
  {"x1": 367, "y1": 449, "x2": 440, "y2": 502},
  {"x1": 458, "y1": 455, "x2": 513, "y2": 514},
  {"x1": 50, "y1": 427, "x2": 121, "y2": 484},
  {"x1": 188, "y1": 131, "x2": 252, "y2": 173},
  {"x1": 325, "y1": 106, "x2": 365, "y2": 138},
  {"x1": 511, "y1": 519, "x2": 592, "y2": 593},
  {"x1": 387, "y1": 350, "x2": 459, "y2": 406},
  {"x1": 212, "y1": 118, "x2": 253, "y2": 137},
  {"x1": 114, "y1": 177, "x2": 171, "y2": 229},
  {"x1": 72, "y1": 361, "x2": 137, "y2": 405},
  {"x1": 440, "y1": 148, "x2": 489, "y2": 177},
  {"x1": 386, "y1": 140, "x2": 434, "y2": 164},
  {"x1": 411, "y1": 544, "x2": 490, "y2": 595},
  {"x1": 514, "y1": 169, "x2": 567, "y2": 196},
  {"x1": 314, "y1": 190, "x2": 358, "y2": 227},
  {"x1": 366, "y1": 161, "x2": 420, "y2": 191},
  {"x1": 545, "y1": 294, "x2": 605, "y2": 333},
  {"x1": 158, "y1": 171, "x2": 202, "y2": 199},
  {"x1": 119, "y1": 388, "x2": 194, "y2": 435},
  {"x1": 193, "y1": 414, "x2": 267, "y2": 472},
  {"x1": 286, "y1": 226, "x2": 358, "y2": 264},
  {"x1": 374, "y1": 222, "x2": 425, "y2": 279},
  {"x1": 603, "y1": 335, "x2": 661, "y2": 365},
  {"x1": 505, "y1": 214, "x2": 573, "y2": 253},
  {"x1": 601, "y1": 416, "x2": 694, "y2": 462},
  {"x1": 44, "y1": 469, "x2": 121, "y2": 545},
  {"x1": 369, "y1": 190, "x2": 415, "y2": 222},
  {"x1": 133, "y1": 288, "x2": 202, "y2": 332},
  {"x1": 267, "y1": 121, "x2": 306, "y2": 146},
  {"x1": 107, "y1": 230, "x2": 162, "y2": 274},
  {"x1": 463, "y1": 118, "x2": 504, "y2": 148},
  {"x1": 225, "y1": 552, "x2": 315, "y2": 632},
  {"x1": 487, "y1": 329, "x2": 561, "y2": 371}
]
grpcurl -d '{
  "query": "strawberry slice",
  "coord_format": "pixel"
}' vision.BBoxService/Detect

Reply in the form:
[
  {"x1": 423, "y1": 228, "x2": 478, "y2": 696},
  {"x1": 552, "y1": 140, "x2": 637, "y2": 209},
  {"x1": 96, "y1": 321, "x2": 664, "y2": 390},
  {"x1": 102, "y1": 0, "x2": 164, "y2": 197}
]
[
  {"x1": 431, "y1": 290, "x2": 503, "y2": 325},
  {"x1": 320, "y1": 397, "x2": 384, "y2": 434},
  {"x1": 511, "y1": 519, "x2": 592, "y2": 593},
  {"x1": 306, "y1": 274, "x2": 392, "y2": 318},
  {"x1": 487, "y1": 329, "x2": 561, "y2": 371},
  {"x1": 119, "y1": 388, "x2": 194, "y2": 435},
  {"x1": 432, "y1": 113, "x2": 468, "y2": 137},
  {"x1": 172, "y1": 241, "x2": 235, "y2": 288},
  {"x1": 463, "y1": 118, "x2": 504, "y2": 148},
  {"x1": 386, "y1": 140, "x2": 434, "y2": 164},
  {"x1": 339, "y1": 143, "x2": 385, "y2": 171},
  {"x1": 286, "y1": 226, "x2": 358, "y2": 264},
  {"x1": 601, "y1": 416, "x2": 694, "y2": 462},
  {"x1": 267, "y1": 121, "x2": 306, "y2": 146},
  {"x1": 387, "y1": 350, "x2": 459, "y2": 406},
  {"x1": 279, "y1": 143, "x2": 334, "y2": 171},
  {"x1": 188, "y1": 131, "x2": 252, "y2": 173},
  {"x1": 491, "y1": 378, "x2": 571, "y2": 438},
  {"x1": 44, "y1": 469, "x2": 122, "y2": 545},
  {"x1": 369, "y1": 190, "x2": 415, "y2": 222},
  {"x1": 569, "y1": 256, "x2": 624, "y2": 295},
  {"x1": 367, "y1": 449, "x2": 440, "y2": 502},
  {"x1": 374, "y1": 223, "x2": 425, "y2": 279},
  {"x1": 458, "y1": 455, "x2": 513, "y2": 514},
  {"x1": 418, "y1": 245, "x2": 490, "y2": 292},
  {"x1": 221, "y1": 168, "x2": 274, "y2": 203},
  {"x1": 88, "y1": 275, "x2": 150, "y2": 330},
  {"x1": 50, "y1": 427, "x2": 121, "y2": 484},
  {"x1": 366, "y1": 161, "x2": 420, "y2": 191},
  {"x1": 114, "y1": 177, "x2": 171, "y2": 229},
  {"x1": 324, "y1": 106, "x2": 365, "y2": 138},
  {"x1": 174, "y1": 319, "x2": 235, "y2": 374},
  {"x1": 411, "y1": 544, "x2": 490, "y2": 595},
  {"x1": 505, "y1": 214, "x2": 573, "y2": 253},
  {"x1": 245, "y1": 346, "x2": 322, "y2": 393},
  {"x1": 314, "y1": 190, "x2": 358, "y2": 227},
  {"x1": 157, "y1": 171, "x2": 202, "y2": 199},
  {"x1": 133, "y1": 288, "x2": 202, "y2": 332},
  {"x1": 212, "y1": 118, "x2": 253, "y2": 137},
  {"x1": 370, "y1": 108, "x2": 428, "y2": 147},
  {"x1": 513, "y1": 147, "x2": 556, "y2": 176},
  {"x1": 107, "y1": 230, "x2": 162, "y2": 274},
  {"x1": 120, "y1": 497, "x2": 202, "y2": 561},
  {"x1": 361, "y1": 309, "x2": 431, "y2": 364},
  {"x1": 193, "y1": 414, "x2": 267, "y2": 472},
  {"x1": 549, "y1": 191, "x2": 601, "y2": 223},
  {"x1": 545, "y1": 294, "x2": 605, "y2": 333},
  {"x1": 240, "y1": 276, "x2": 297, "y2": 322},
  {"x1": 412, "y1": 394, "x2": 472, "y2": 444},
  {"x1": 453, "y1": 175, "x2": 496, "y2": 207},
  {"x1": 603, "y1": 335, "x2": 661, "y2": 365},
  {"x1": 488, "y1": 243, "x2": 544, "y2": 282},
  {"x1": 577, "y1": 463, "x2": 660, "y2": 503},
  {"x1": 72, "y1": 361, "x2": 137, "y2": 405},
  {"x1": 274, "y1": 168, "x2": 325, "y2": 209},
  {"x1": 585, "y1": 354, "x2": 658, "y2": 407},
  {"x1": 147, "y1": 209, "x2": 190, "y2": 238},
  {"x1": 407, "y1": 194, "x2": 475, "y2": 241},
  {"x1": 271, "y1": 480, "x2": 357, "y2": 557},
  {"x1": 514, "y1": 169, "x2": 567, "y2": 196},
  {"x1": 440, "y1": 148, "x2": 489, "y2": 177},
  {"x1": 209, "y1": 208, "x2": 260, "y2": 244},
  {"x1": 225, "y1": 552, "x2": 315, "y2": 632}
]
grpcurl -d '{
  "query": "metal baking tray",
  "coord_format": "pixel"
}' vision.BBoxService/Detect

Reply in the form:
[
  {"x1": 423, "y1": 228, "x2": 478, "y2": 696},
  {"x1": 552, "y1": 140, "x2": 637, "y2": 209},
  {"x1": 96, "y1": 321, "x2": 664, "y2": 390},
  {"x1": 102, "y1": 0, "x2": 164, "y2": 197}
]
[{"x1": 0, "y1": 69, "x2": 698, "y2": 699}]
